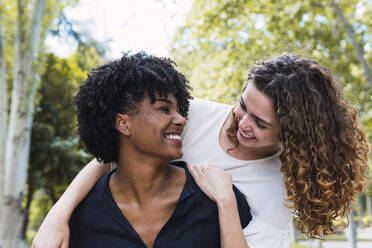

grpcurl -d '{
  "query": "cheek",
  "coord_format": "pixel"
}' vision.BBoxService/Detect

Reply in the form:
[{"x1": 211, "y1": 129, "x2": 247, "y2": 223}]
[
  {"x1": 254, "y1": 128, "x2": 274, "y2": 139},
  {"x1": 262, "y1": 130, "x2": 280, "y2": 144}
]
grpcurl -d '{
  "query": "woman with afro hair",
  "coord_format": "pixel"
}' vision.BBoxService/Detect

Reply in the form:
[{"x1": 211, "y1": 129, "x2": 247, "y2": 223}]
[
  {"x1": 46, "y1": 52, "x2": 252, "y2": 248},
  {"x1": 33, "y1": 54, "x2": 369, "y2": 248}
]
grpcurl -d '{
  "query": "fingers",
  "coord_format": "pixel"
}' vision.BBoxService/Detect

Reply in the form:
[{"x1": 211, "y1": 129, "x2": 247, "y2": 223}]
[
  {"x1": 188, "y1": 164, "x2": 220, "y2": 175},
  {"x1": 205, "y1": 164, "x2": 220, "y2": 170},
  {"x1": 61, "y1": 238, "x2": 69, "y2": 248},
  {"x1": 188, "y1": 164, "x2": 228, "y2": 181},
  {"x1": 187, "y1": 164, "x2": 196, "y2": 176},
  {"x1": 187, "y1": 164, "x2": 201, "y2": 180}
]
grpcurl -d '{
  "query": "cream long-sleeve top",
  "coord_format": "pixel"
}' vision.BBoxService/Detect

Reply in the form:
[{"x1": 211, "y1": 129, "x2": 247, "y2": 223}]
[{"x1": 180, "y1": 98, "x2": 291, "y2": 248}]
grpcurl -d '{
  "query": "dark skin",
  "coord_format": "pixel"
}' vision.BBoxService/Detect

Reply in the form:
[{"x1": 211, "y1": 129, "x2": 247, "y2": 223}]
[
  {"x1": 110, "y1": 94, "x2": 187, "y2": 248},
  {"x1": 110, "y1": 165, "x2": 185, "y2": 248}
]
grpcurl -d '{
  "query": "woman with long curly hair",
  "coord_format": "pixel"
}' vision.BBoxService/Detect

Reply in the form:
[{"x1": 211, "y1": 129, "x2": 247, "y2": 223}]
[{"x1": 33, "y1": 54, "x2": 369, "y2": 248}]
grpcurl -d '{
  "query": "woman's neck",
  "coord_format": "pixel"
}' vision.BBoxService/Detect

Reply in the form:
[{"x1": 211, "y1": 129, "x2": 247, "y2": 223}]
[{"x1": 110, "y1": 150, "x2": 184, "y2": 205}]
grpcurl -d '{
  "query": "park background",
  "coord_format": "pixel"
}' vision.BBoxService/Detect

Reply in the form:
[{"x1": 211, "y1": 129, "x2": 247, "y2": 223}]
[{"x1": 0, "y1": 0, "x2": 371, "y2": 247}]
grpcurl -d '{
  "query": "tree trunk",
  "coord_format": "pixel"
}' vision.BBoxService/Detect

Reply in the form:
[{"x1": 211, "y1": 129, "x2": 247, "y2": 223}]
[
  {"x1": 357, "y1": 195, "x2": 364, "y2": 228},
  {"x1": 331, "y1": 0, "x2": 372, "y2": 87},
  {"x1": 0, "y1": 0, "x2": 30, "y2": 246},
  {"x1": 0, "y1": 0, "x2": 46, "y2": 247},
  {"x1": 21, "y1": 179, "x2": 35, "y2": 240},
  {"x1": 367, "y1": 196, "x2": 372, "y2": 226},
  {"x1": 346, "y1": 210, "x2": 358, "y2": 248},
  {"x1": 0, "y1": 0, "x2": 8, "y2": 226},
  {"x1": 315, "y1": 239, "x2": 323, "y2": 248}
]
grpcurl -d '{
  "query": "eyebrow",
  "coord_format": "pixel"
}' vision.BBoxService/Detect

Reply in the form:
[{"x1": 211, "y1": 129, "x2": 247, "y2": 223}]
[
  {"x1": 239, "y1": 96, "x2": 273, "y2": 127},
  {"x1": 154, "y1": 98, "x2": 171, "y2": 104},
  {"x1": 253, "y1": 114, "x2": 273, "y2": 127}
]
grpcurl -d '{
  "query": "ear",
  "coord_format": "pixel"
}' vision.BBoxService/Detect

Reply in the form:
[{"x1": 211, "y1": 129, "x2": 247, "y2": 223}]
[{"x1": 115, "y1": 113, "x2": 130, "y2": 136}]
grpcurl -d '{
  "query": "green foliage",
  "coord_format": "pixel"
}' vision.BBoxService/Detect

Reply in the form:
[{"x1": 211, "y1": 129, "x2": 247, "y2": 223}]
[
  {"x1": 368, "y1": 172, "x2": 372, "y2": 197},
  {"x1": 290, "y1": 244, "x2": 308, "y2": 248},
  {"x1": 171, "y1": 0, "x2": 372, "y2": 108},
  {"x1": 25, "y1": 47, "x2": 100, "y2": 243},
  {"x1": 25, "y1": 190, "x2": 54, "y2": 244},
  {"x1": 1, "y1": 0, "x2": 102, "y2": 243},
  {"x1": 1, "y1": 0, "x2": 82, "y2": 97},
  {"x1": 29, "y1": 52, "x2": 90, "y2": 194}
]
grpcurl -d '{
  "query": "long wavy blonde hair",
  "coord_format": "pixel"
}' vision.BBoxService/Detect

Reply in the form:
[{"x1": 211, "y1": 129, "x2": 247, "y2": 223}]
[{"x1": 227, "y1": 54, "x2": 369, "y2": 238}]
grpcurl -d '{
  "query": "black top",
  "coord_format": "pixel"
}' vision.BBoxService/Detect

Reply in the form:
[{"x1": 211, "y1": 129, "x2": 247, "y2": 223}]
[{"x1": 69, "y1": 161, "x2": 252, "y2": 248}]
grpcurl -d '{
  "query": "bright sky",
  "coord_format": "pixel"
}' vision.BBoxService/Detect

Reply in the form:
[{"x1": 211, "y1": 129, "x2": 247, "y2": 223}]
[{"x1": 46, "y1": 0, "x2": 193, "y2": 59}]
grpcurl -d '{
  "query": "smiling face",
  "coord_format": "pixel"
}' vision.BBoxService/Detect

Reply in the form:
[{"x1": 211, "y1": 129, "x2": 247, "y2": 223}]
[
  {"x1": 122, "y1": 93, "x2": 186, "y2": 162},
  {"x1": 233, "y1": 82, "x2": 280, "y2": 154}
]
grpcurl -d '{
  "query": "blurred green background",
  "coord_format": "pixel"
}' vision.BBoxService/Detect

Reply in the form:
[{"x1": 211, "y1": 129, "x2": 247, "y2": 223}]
[{"x1": 0, "y1": 0, "x2": 371, "y2": 247}]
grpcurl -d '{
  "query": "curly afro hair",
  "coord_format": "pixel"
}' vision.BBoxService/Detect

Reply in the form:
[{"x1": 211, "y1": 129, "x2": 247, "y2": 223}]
[
  {"x1": 227, "y1": 54, "x2": 369, "y2": 238},
  {"x1": 74, "y1": 52, "x2": 192, "y2": 163}
]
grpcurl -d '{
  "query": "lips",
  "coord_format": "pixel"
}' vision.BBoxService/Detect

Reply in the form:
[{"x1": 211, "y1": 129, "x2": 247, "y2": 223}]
[{"x1": 238, "y1": 129, "x2": 256, "y2": 140}]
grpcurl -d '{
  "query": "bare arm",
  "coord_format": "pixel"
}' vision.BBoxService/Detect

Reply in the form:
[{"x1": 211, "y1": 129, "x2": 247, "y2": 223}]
[
  {"x1": 187, "y1": 164, "x2": 249, "y2": 248},
  {"x1": 216, "y1": 193, "x2": 249, "y2": 248},
  {"x1": 32, "y1": 159, "x2": 110, "y2": 248}
]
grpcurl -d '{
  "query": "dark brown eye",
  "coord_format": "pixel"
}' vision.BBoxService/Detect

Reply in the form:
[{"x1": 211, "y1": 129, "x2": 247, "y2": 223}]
[
  {"x1": 256, "y1": 121, "x2": 267, "y2": 129},
  {"x1": 159, "y1": 107, "x2": 170, "y2": 114}
]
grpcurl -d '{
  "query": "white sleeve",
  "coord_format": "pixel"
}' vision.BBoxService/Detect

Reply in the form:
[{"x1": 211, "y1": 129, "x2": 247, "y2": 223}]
[
  {"x1": 243, "y1": 219, "x2": 290, "y2": 248},
  {"x1": 110, "y1": 162, "x2": 117, "y2": 171}
]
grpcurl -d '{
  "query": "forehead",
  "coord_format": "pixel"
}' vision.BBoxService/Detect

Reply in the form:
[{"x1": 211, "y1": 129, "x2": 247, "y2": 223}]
[
  {"x1": 139, "y1": 92, "x2": 178, "y2": 107},
  {"x1": 241, "y1": 83, "x2": 277, "y2": 119}
]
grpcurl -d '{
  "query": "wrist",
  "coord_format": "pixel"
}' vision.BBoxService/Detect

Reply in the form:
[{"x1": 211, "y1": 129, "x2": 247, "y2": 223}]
[
  {"x1": 49, "y1": 201, "x2": 72, "y2": 222},
  {"x1": 215, "y1": 188, "x2": 235, "y2": 206}
]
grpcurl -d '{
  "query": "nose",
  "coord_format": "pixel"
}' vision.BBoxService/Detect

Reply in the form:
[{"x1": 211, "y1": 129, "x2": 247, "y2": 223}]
[
  {"x1": 238, "y1": 113, "x2": 253, "y2": 132},
  {"x1": 173, "y1": 112, "x2": 186, "y2": 128}
]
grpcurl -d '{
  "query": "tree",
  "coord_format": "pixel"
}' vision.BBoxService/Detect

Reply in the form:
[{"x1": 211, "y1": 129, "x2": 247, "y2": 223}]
[
  {"x1": 346, "y1": 210, "x2": 358, "y2": 248},
  {"x1": 23, "y1": 49, "x2": 100, "y2": 243},
  {"x1": 0, "y1": 1, "x2": 7, "y2": 222},
  {"x1": 0, "y1": 0, "x2": 78, "y2": 246},
  {"x1": 331, "y1": 0, "x2": 372, "y2": 87}
]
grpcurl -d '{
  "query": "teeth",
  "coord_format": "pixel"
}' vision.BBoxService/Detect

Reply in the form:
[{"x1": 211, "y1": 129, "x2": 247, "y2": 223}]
[
  {"x1": 165, "y1": 134, "x2": 182, "y2": 140},
  {"x1": 240, "y1": 131, "x2": 254, "y2": 139}
]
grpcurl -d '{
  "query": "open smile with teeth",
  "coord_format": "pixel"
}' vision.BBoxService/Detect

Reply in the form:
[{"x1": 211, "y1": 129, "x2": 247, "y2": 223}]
[
  {"x1": 239, "y1": 130, "x2": 255, "y2": 139},
  {"x1": 165, "y1": 134, "x2": 182, "y2": 140}
]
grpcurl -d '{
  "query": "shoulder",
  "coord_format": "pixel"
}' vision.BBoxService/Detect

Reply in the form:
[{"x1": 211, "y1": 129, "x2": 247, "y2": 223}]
[
  {"x1": 71, "y1": 172, "x2": 110, "y2": 217},
  {"x1": 181, "y1": 164, "x2": 252, "y2": 228},
  {"x1": 189, "y1": 98, "x2": 232, "y2": 115},
  {"x1": 185, "y1": 98, "x2": 232, "y2": 132}
]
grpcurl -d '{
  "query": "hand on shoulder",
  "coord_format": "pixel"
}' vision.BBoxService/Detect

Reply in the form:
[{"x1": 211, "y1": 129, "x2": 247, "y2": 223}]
[{"x1": 187, "y1": 164, "x2": 235, "y2": 204}]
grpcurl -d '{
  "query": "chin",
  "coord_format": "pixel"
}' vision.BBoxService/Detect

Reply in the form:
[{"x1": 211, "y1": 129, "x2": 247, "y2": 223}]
[
  {"x1": 173, "y1": 151, "x2": 183, "y2": 160},
  {"x1": 165, "y1": 150, "x2": 183, "y2": 161}
]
